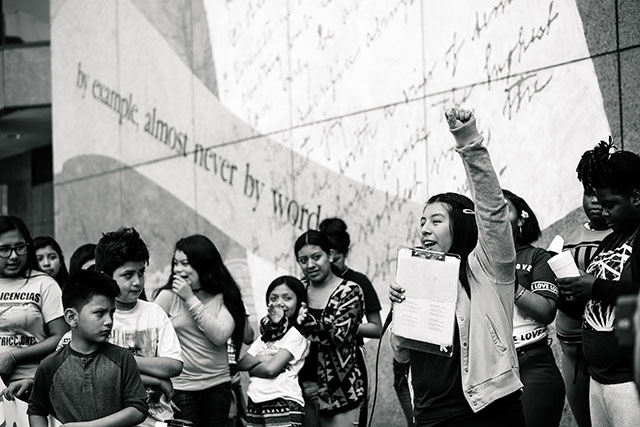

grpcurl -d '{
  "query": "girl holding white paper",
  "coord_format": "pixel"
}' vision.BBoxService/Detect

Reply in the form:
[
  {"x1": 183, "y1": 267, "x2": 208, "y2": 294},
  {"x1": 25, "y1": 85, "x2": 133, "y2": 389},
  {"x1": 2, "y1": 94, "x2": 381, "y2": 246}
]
[
  {"x1": 557, "y1": 140, "x2": 640, "y2": 427},
  {"x1": 389, "y1": 108, "x2": 523, "y2": 426}
]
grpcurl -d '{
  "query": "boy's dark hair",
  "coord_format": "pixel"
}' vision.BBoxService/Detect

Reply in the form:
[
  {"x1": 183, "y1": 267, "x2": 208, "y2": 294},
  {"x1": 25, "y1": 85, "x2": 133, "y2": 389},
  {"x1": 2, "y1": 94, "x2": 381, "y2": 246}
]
[
  {"x1": 68, "y1": 243, "x2": 96, "y2": 276},
  {"x1": 502, "y1": 189, "x2": 541, "y2": 245},
  {"x1": 577, "y1": 137, "x2": 640, "y2": 196},
  {"x1": 62, "y1": 269, "x2": 121, "y2": 311},
  {"x1": 33, "y1": 235, "x2": 70, "y2": 286},
  {"x1": 294, "y1": 230, "x2": 333, "y2": 258},
  {"x1": 95, "y1": 227, "x2": 149, "y2": 277},
  {"x1": 0, "y1": 215, "x2": 40, "y2": 277},
  {"x1": 318, "y1": 218, "x2": 350, "y2": 255},
  {"x1": 425, "y1": 192, "x2": 478, "y2": 297},
  {"x1": 265, "y1": 275, "x2": 308, "y2": 323}
]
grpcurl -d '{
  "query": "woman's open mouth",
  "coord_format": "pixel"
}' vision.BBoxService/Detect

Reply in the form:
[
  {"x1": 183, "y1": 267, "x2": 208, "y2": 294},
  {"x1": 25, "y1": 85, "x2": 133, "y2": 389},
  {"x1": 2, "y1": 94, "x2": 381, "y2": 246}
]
[{"x1": 422, "y1": 240, "x2": 437, "y2": 249}]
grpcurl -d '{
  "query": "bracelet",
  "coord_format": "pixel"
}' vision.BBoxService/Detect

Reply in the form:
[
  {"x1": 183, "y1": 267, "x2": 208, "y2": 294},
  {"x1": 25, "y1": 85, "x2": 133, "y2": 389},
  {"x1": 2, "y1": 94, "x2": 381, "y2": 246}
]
[{"x1": 514, "y1": 287, "x2": 526, "y2": 303}]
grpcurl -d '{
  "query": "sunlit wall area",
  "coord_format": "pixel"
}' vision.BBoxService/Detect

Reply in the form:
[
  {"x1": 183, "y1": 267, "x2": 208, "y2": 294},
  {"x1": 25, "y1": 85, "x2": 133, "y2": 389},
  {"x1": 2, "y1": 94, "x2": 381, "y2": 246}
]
[{"x1": 50, "y1": 1, "x2": 640, "y2": 424}]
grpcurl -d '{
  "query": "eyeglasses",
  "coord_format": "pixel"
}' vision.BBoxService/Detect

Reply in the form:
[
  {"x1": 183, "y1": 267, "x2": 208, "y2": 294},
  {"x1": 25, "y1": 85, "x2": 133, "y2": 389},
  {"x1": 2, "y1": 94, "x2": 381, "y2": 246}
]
[{"x1": 0, "y1": 243, "x2": 29, "y2": 258}]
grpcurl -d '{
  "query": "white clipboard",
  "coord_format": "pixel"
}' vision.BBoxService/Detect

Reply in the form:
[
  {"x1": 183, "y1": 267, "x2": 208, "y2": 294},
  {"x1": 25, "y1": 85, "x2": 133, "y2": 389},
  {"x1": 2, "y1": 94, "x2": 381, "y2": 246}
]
[{"x1": 392, "y1": 247, "x2": 460, "y2": 357}]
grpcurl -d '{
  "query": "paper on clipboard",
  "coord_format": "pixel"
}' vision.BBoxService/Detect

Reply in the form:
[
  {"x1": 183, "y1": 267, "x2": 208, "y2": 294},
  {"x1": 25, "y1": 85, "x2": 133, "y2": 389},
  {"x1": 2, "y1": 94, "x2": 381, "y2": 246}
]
[{"x1": 393, "y1": 247, "x2": 460, "y2": 356}]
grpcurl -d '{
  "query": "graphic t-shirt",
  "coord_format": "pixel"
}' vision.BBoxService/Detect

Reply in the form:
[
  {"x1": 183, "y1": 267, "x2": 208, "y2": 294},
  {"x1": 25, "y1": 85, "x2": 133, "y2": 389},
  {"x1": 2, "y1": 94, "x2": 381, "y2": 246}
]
[
  {"x1": 110, "y1": 300, "x2": 182, "y2": 426},
  {"x1": 583, "y1": 237, "x2": 634, "y2": 383},
  {"x1": 0, "y1": 272, "x2": 63, "y2": 382},
  {"x1": 246, "y1": 326, "x2": 309, "y2": 405},
  {"x1": 559, "y1": 223, "x2": 611, "y2": 322},
  {"x1": 512, "y1": 246, "x2": 558, "y2": 348}
]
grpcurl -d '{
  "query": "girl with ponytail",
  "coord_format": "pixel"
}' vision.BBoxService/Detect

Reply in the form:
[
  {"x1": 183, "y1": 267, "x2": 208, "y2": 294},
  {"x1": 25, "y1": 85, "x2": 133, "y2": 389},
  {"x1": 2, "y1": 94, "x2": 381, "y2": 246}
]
[{"x1": 389, "y1": 108, "x2": 524, "y2": 426}]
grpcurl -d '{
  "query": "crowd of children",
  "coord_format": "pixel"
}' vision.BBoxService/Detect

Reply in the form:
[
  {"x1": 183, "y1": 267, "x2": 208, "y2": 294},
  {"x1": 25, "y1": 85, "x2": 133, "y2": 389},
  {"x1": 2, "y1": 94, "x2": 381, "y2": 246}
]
[{"x1": 0, "y1": 107, "x2": 639, "y2": 427}]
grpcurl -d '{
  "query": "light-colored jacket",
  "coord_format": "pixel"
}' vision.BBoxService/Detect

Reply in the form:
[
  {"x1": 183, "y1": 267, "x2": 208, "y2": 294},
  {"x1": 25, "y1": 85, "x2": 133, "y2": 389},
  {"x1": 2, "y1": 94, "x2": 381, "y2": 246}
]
[{"x1": 392, "y1": 119, "x2": 522, "y2": 412}]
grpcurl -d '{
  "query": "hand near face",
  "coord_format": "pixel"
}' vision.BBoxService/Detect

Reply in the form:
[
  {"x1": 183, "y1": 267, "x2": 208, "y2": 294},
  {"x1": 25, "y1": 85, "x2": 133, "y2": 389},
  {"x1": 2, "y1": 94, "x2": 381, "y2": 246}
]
[
  {"x1": 268, "y1": 302, "x2": 286, "y2": 324},
  {"x1": 556, "y1": 270, "x2": 596, "y2": 302},
  {"x1": 296, "y1": 302, "x2": 309, "y2": 325},
  {"x1": 172, "y1": 275, "x2": 195, "y2": 301}
]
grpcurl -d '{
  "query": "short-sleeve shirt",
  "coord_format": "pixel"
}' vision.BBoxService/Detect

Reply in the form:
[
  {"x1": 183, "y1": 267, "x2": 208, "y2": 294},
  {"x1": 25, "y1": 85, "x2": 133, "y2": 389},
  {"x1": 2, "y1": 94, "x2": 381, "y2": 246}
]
[
  {"x1": 109, "y1": 300, "x2": 183, "y2": 426},
  {"x1": 583, "y1": 237, "x2": 635, "y2": 383},
  {"x1": 512, "y1": 246, "x2": 559, "y2": 348},
  {"x1": 559, "y1": 223, "x2": 612, "y2": 321},
  {"x1": 0, "y1": 272, "x2": 64, "y2": 382},
  {"x1": 246, "y1": 327, "x2": 309, "y2": 405},
  {"x1": 27, "y1": 342, "x2": 148, "y2": 424}
]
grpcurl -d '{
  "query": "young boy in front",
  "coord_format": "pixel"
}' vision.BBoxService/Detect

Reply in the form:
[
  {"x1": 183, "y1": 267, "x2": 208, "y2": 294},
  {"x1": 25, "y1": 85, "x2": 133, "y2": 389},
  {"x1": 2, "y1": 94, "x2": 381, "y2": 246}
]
[
  {"x1": 28, "y1": 270, "x2": 148, "y2": 426},
  {"x1": 57, "y1": 227, "x2": 183, "y2": 426}
]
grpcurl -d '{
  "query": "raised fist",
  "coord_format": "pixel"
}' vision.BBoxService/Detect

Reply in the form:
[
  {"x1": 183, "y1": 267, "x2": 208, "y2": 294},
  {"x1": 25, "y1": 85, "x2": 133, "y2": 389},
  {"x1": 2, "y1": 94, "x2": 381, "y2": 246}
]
[{"x1": 444, "y1": 108, "x2": 474, "y2": 129}]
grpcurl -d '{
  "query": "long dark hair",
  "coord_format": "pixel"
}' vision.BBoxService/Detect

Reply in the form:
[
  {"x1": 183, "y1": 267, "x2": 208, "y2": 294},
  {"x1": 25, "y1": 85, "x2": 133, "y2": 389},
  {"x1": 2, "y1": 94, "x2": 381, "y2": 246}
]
[
  {"x1": 33, "y1": 236, "x2": 69, "y2": 286},
  {"x1": 577, "y1": 137, "x2": 640, "y2": 196},
  {"x1": 0, "y1": 215, "x2": 40, "y2": 278},
  {"x1": 157, "y1": 235, "x2": 246, "y2": 357},
  {"x1": 502, "y1": 189, "x2": 541, "y2": 245},
  {"x1": 425, "y1": 193, "x2": 478, "y2": 296},
  {"x1": 265, "y1": 275, "x2": 307, "y2": 324}
]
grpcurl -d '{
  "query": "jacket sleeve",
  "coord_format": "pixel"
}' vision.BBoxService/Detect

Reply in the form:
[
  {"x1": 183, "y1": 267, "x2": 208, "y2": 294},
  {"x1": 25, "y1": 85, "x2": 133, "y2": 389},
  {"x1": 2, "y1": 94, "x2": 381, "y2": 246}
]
[
  {"x1": 452, "y1": 118, "x2": 515, "y2": 285},
  {"x1": 298, "y1": 282, "x2": 363, "y2": 346}
]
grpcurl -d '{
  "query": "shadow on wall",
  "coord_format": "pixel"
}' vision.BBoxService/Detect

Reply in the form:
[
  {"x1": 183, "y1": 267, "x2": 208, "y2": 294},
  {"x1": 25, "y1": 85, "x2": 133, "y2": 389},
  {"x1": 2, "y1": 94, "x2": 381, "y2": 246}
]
[{"x1": 54, "y1": 153, "x2": 256, "y2": 314}]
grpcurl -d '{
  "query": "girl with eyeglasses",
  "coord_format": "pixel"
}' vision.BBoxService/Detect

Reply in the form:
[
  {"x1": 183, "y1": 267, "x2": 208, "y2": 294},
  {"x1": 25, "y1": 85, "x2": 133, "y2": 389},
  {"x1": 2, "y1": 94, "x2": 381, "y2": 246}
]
[{"x1": 0, "y1": 216, "x2": 69, "y2": 402}]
